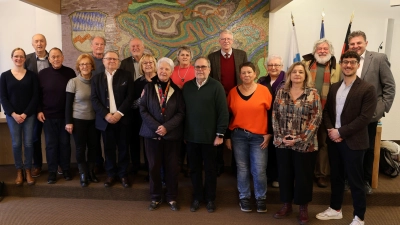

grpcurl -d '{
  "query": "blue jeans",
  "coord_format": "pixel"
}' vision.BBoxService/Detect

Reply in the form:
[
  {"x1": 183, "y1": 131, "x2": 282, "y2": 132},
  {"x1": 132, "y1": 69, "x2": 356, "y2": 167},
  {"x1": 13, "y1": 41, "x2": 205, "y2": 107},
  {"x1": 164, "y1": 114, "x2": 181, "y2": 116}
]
[
  {"x1": 6, "y1": 115, "x2": 35, "y2": 169},
  {"x1": 232, "y1": 128, "x2": 268, "y2": 200},
  {"x1": 43, "y1": 118, "x2": 71, "y2": 173}
]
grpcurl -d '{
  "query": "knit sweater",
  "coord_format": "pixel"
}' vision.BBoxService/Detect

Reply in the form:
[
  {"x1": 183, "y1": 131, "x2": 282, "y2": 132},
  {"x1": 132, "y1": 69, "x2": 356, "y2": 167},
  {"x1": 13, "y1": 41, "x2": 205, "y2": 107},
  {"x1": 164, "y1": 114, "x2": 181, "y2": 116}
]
[
  {"x1": 38, "y1": 65, "x2": 76, "y2": 119},
  {"x1": 227, "y1": 84, "x2": 272, "y2": 134},
  {"x1": 0, "y1": 69, "x2": 39, "y2": 117},
  {"x1": 182, "y1": 77, "x2": 229, "y2": 144}
]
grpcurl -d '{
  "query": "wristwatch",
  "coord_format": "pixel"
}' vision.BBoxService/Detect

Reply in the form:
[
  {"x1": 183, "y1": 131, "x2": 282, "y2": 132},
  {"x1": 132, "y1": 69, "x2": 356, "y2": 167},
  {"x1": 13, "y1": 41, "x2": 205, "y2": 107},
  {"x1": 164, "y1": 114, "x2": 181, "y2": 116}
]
[{"x1": 217, "y1": 133, "x2": 224, "y2": 138}]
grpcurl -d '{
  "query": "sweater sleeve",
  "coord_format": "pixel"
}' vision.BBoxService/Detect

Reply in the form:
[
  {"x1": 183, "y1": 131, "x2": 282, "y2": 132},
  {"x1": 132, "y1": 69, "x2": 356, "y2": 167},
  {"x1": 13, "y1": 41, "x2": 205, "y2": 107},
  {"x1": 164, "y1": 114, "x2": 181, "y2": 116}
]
[
  {"x1": 215, "y1": 82, "x2": 229, "y2": 135},
  {"x1": 0, "y1": 71, "x2": 15, "y2": 115}
]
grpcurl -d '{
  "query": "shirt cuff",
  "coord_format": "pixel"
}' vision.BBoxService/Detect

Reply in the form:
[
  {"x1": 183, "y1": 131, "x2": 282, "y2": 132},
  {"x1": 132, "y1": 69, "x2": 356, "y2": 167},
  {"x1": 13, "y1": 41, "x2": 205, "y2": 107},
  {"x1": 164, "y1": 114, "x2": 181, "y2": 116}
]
[{"x1": 117, "y1": 111, "x2": 124, "y2": 117}]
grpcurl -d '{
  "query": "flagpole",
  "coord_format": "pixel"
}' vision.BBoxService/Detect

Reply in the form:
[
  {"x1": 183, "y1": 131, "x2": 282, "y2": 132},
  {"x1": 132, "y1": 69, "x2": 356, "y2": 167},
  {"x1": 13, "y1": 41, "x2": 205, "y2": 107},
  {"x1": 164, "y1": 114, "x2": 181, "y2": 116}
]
[
  {"x1": 288, "y1": 12, "x2": 301, "y2": 70},
  {"x1": 341, "y1": 12, "x2": 355, "y2": 55}
]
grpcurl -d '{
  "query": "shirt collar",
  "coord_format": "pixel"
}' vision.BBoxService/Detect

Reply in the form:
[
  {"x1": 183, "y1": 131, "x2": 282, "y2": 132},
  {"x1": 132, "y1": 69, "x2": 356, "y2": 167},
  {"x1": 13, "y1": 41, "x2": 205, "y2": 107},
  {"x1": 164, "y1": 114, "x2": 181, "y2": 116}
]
[
  {"x1": 36, "y1": 53, "x2": 48, "y2": 60},
  {"x1": 105, "y1": 69, "x2": 117, "y2": 76},
  {"x1": 221, "y1": 49, "x2": 232, "y2": 56}
]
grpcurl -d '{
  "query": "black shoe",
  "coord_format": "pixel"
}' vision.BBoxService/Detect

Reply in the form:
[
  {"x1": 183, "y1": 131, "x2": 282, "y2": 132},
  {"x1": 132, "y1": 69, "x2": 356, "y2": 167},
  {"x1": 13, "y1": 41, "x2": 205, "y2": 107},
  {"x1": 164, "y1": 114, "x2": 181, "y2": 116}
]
[
  {"x1": 80, "y1": 173, "x2": 88, "y2": 187},
  {"x1": 206, "y1": 201, "x2": 216, "y2": 213},
  {"x1": 121, "y1": 177, "x2": 130, "y2": 188},
  {"x1": 168, "y1": 201, "x2": 179, "y2": 211},
  {"x1": 63, "y1": 170, "x2": 72, "y2": 181},
  {"x1": 149, "y1": 199, "x2": 162, "y2": 211},
  {"x1": 365, "y1": 181, "x2": 373, "y2": 195},
  {"x1": 47, "y1": 172, "x2": 57, "y2": 184},
  {"x1": 217, "y1": 166, "x2": 225, "y2": 177},
  {"x1": 344, "y1": 179, "x2": 350, "y2": 191},
  {"x1": 0, "y1": 181, "x2": 5, "y2": 202},
  {"x1": 239, "y1": 199, "x2": 252, "y2": 212},
  {"x1": 256, "y1": 199, "x2": 267, "y2": 213},
  {"x1": 190, "y1": 200, "x2": 200, "y2": 212},
  {"x1": 104, "y1": 177, "x2": 115, "y2": 187}
]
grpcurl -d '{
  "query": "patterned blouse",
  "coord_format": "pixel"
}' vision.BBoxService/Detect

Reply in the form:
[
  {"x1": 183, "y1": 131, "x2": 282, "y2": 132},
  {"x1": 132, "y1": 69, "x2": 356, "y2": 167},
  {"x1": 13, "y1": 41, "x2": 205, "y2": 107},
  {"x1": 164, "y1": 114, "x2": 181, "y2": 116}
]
[{"x1": 272, "y1": 87, "x2": 322, "y2": 152}]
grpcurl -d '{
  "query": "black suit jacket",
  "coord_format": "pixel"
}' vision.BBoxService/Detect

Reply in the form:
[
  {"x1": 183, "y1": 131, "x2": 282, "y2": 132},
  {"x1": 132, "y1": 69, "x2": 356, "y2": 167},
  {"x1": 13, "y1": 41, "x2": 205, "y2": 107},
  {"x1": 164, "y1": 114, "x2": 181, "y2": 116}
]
[
  {"x1": 120, "y1": 57, "x2": 138, "y2": 81},
  {"x1": 91, "y1": 69, "x2": 134, "y2": 131},
  {"x1": 323, "y1": 76, "x2": 377, "y2": 150},
  {"x1": 208, "y1": 48, "x2": 247, "y2": 85},
  {"x1": 24, "y1": 52, "x2": 49, "y2": 74}
]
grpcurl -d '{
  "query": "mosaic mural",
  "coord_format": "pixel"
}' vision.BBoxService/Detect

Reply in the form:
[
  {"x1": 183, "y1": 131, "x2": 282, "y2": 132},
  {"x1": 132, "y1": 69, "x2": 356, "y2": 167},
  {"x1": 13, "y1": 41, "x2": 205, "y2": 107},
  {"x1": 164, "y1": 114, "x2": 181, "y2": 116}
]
[{"x1": 64, "y1": 0, "x2": 269, "y2": 75}]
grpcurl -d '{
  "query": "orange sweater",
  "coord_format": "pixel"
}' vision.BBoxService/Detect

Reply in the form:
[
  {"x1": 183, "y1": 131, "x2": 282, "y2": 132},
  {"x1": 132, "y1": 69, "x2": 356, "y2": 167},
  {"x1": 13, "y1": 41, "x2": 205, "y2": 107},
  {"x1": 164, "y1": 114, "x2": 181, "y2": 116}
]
[{"x1": 227, "y1": 84, "x2": 272, "y2": 135}]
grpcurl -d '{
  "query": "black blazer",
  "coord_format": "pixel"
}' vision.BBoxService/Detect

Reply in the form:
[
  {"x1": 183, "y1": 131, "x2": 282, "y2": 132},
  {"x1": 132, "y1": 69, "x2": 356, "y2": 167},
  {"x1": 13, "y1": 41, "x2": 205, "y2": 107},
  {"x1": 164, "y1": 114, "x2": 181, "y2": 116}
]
[
  {"x1": 208, "y1": 48, "x2": 247, "y2": 85},
  {"x1": 139, "y1": 77, "x2": 185, "y2": 141},
  {"x1": 323, "y1": 76, "x2": 377, "y2": 150},
  {"x1": 91, "y1": 69, "x2": 134, "y2": 131},
  {"x1": 24, "y1": 52, "x2": 49, "y2": 74},
  {"x1": 119, "y1": 57, "x2": 137, "y2": 81}
]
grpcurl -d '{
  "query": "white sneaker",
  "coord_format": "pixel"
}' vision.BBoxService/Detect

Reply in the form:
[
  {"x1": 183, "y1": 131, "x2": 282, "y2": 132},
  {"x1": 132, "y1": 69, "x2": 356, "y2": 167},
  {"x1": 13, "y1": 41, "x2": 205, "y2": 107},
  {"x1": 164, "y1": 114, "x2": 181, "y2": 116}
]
[
  {"x1": 350, "y1": 216, "x2": 365, "y2": 225},
  {"x1": 316, "y1": 207, "x2": 343, "y2": 220}
]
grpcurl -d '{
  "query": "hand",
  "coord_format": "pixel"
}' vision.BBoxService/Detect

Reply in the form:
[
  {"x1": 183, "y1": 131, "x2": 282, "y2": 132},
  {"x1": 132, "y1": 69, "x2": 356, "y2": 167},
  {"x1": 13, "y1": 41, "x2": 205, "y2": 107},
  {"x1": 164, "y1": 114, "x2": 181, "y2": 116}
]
[
  {"x1": 225, "y1": 139, "x2": 232, "y2": 150},
  {"x1": 37, "y1": 112, "x2": 45, "y2": 123},
  {"x1": 214, "y1": 136, "x2": 223, "y2": 146},
  {"x1": 260, "y1": 134, "x2": 271, "y2": 149},
  {"x1": 333, "y1": 137, "x2": 343, "y2": 143},
  {"x1": 12, "y1": 113, "x2": 25, "y2": 124},
  {"x1": 65, "y1": 124, "x2": 73, "y2": 134},
  {"x1": 282, "y1": 135, "x2": 296, "y2": 147},
  {"x1": 327, "y1": 128, "x2": 340, "y2": 141},
  {"x1": 112, "y1": 112, "x2": 122, "y2": 123},
  {"x1": 105, "y1": 113, "x2": 117, "y2": 124},
  {"x1": 155, "y1": 125, "x2": 167, "y2": 136}
]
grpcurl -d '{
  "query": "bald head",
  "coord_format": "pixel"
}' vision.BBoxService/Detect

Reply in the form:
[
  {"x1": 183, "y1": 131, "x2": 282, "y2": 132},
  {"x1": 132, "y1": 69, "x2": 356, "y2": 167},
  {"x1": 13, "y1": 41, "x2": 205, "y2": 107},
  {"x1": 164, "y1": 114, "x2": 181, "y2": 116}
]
[{"x1": 32, "y1": 34, "x2": 47, "y2": 57}]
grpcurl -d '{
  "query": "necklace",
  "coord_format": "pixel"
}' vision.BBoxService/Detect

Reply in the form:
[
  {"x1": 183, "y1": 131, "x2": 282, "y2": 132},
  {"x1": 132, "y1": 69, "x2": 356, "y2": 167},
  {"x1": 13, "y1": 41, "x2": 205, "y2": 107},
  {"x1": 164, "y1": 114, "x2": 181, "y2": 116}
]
[{"x1": 178, "y1": 66, "x2": 190, "y2": 82}]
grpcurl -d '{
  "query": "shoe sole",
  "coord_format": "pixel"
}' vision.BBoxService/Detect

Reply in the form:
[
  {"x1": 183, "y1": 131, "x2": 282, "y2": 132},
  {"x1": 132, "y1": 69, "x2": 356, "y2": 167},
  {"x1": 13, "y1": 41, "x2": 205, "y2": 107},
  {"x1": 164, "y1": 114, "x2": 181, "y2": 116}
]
[
  {"x1": 31, "y1": 174, "x2": 40, "y2": 178},
  {"x1": 316, "y1": 215, "x2": 343, "y2": 220},
  {"x1": 190, "y1": 208, "x2": 199, "y2": 212},
  {"x1": 257, "y1": 209, "x2": 268, "y2": 213},
  {"x1": 239, "y1": 203, "x2": 252, "y2": 212},
  {"x1": 273, "y1": 210, "x2": 292, "y2": 219}
]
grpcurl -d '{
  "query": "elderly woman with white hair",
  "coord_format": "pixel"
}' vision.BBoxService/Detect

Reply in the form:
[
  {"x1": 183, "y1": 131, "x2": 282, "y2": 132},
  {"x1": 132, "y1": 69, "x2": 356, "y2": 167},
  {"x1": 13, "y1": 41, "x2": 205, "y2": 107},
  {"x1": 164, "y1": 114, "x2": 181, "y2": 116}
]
[
  {"x1": 139, "y1": 57, "x2": 186, "y2": 211},
  {"x1": 257, "y1": 55, "x2": 286, "y2": 188}
]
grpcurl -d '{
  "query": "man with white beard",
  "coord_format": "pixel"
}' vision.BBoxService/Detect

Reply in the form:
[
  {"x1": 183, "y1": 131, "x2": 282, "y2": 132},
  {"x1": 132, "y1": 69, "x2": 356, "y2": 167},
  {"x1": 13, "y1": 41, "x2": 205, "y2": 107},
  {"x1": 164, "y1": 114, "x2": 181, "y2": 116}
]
[{"x1": 302, "y1": 38, "x2": 341, "y2": 188}]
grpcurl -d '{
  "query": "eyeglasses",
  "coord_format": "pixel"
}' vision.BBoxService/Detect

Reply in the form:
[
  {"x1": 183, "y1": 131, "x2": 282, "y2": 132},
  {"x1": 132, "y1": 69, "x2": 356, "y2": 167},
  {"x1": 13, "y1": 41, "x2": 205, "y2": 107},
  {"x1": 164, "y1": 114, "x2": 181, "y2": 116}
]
[
  {"x1": 79, "y1": 63, "x2": 92, "y2": 67},
  {"x1": 103, "y1": 57, "x2": 118, "y2": 61},
  {"x1": 194, "y1": 65, "x2": 208, "y2": 70},
  {"x1": 341, "y1": 60, "x2": 358, "y2": 65},
  {"x1": 219, "y1": 38, "x2": 232, "y2": 42},
  {"x1": 142, "y1": 61, "x2": 153, "y2": 65},
  {"x1": 267, "y1": 64, "x2": 282, "y2": 68}
]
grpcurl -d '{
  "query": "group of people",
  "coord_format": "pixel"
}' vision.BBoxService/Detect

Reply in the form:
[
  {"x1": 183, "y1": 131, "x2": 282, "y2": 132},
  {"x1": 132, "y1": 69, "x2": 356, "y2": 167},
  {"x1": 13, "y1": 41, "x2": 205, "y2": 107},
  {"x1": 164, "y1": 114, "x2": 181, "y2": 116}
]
[{"x1": 0, "y1": 28, "x2": 396, "y2": 225}]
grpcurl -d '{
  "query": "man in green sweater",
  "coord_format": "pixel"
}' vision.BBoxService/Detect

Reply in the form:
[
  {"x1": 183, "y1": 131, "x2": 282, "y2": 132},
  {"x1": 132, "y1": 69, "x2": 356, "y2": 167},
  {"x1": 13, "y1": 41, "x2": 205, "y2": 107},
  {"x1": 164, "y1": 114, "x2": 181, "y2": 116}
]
[{"x1": 182, "y1": 57, "x2": 229, "y2": 213}]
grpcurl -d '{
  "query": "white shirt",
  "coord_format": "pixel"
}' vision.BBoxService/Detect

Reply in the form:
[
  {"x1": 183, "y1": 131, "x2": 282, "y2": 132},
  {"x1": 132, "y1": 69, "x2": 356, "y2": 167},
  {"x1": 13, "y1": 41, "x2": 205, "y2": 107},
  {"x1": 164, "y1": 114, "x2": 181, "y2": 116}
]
[
  {"x1": 356, "y1": 51, "x2": 366, "y2": 77},
  {"x1": 105, "y1": 70, "x2": 118, "y2": 114},
  {"x1": 221, "y1": 49, "x2": 233, "y2": 58},
  {"x1": 335, "y1": 80, "x2": 355, "y2": 128}
]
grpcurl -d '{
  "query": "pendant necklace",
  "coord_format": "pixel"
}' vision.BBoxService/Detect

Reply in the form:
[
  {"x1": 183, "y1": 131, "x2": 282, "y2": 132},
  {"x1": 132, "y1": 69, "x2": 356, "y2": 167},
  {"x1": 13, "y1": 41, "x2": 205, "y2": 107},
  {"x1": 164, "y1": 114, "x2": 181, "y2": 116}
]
[{"x1": 178, "y1": 66, "x2": 190, "y2": 82}]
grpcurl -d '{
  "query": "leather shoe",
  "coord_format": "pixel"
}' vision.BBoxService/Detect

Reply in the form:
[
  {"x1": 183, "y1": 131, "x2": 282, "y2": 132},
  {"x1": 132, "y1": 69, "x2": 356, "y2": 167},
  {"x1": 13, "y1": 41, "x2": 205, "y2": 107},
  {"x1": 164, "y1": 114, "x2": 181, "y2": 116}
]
[
  {"x1": 190, "y1": 200, "x2": 200, "y2": 212},
  {"x1": 274, "y1": 203, "x2": 292, "y2": 219},
  {"x1": 31, "y1": 167, "x2": 41, "y2": 178},
  {"x1": 365, "y1": 181, "x2": 373, "y2": 195},
  {"x1": 47, "y1": 172, "x2": 57, "y2": 184},
  {"x1": 121, "y1": 177, "x2": 130, "y2": 188},
  {"x1": 168, "y1": 201, "x2": 179, "y2": 211},
  {"x1": 317, "y1": 177, "x2": 328, "y2": 188},
  {"x1": 104, "y1": 177, "x2": 115, "y2": 187}
]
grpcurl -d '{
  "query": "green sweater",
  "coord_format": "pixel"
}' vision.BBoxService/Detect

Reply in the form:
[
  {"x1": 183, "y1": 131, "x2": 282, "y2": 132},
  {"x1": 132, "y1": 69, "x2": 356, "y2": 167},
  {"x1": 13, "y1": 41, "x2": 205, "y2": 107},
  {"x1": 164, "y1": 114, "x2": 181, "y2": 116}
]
[{"x1": 182, "y1": 77, "x2": 229, "y2": 144}]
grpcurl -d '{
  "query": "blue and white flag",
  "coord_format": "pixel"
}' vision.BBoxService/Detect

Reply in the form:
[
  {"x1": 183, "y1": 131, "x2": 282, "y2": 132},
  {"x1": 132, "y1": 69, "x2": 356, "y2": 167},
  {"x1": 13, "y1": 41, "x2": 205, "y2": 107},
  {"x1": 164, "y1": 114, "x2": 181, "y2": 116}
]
[
  {"x1": 287, "y1": 24, "x2": 301, "y2": 70},
  {"x1": 320, "y1": 20, "x2": 325, "y2": 38}
]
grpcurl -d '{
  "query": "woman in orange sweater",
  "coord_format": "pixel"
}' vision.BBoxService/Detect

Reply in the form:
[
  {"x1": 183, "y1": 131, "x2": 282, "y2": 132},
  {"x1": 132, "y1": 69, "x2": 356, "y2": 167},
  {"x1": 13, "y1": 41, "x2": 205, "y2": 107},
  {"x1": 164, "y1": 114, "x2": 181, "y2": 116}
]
[{"x1": 226, "y1": 62, "x2": 273, "y2": 213}]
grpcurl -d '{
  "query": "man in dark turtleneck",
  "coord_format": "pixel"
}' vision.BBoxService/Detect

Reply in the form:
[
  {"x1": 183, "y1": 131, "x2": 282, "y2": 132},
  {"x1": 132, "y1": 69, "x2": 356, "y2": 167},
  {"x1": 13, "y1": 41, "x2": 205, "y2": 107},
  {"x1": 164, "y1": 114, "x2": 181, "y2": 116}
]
[
  {"x1": 302, "y1": 38, "x2": 341, "y2": 188},
  {"x1": 37, "y1": 48, "x2": 76, "y2": 184}
]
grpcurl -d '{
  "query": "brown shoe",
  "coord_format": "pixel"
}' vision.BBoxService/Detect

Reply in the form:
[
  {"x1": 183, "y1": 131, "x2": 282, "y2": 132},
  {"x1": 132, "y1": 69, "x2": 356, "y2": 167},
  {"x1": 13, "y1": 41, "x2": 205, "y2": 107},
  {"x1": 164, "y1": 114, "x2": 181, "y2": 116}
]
[
  {"x1": 298, "y1": 204, "x2": 309, "y2": 225},
  {"x1": 31, "y1": 167, "x2": 42, "y2": 178},
  {"x1": 104, "y1": 177, "x2": 115, "y2": 187},
  {"x1": 274, "y1": 203, "x2": 292, "y2": 219},
  {"x1": 25, "y1": 169, "x2": 36, "y2": 185},
  {"x1": 317, "y1": 177, "x2": 328, "y2": 188},
  {"x1": 15, "y1": 169, "x2": 23, "y2": 186}
]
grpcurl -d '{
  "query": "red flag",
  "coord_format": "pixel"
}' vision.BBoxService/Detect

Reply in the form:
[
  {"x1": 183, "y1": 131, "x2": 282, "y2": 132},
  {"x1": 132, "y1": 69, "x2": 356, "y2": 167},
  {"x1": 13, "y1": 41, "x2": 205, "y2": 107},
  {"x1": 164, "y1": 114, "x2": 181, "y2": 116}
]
[{"x1": 341, "y1": 22, "x2": 352, "y2": 55}]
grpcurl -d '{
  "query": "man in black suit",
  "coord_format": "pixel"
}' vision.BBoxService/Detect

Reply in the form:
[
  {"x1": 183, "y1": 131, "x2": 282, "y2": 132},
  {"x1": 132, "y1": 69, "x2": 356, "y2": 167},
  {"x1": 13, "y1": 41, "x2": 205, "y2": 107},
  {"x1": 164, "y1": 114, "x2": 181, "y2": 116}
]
[
  {"x1": 316, "y1": 51, "x2": 377, "y2": 225},
  {"x1": 24, "y1": 34, "x2": 50, "y2": 178},
  {"x1": 348, "y1": 31, "x2": 396, "y2": 195},
  {"x1": 208, "y1": 29, "x2": 247, "y2": 176},
  {"x1": 91, "y1": 51, "x2": 134, "y2": 188}
]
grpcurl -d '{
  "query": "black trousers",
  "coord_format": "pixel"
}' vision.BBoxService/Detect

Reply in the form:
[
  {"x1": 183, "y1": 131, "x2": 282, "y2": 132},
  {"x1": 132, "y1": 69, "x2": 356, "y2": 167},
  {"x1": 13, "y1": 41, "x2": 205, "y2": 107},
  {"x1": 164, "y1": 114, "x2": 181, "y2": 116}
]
[
  {"x1": 186, "y1": 142, "x2": 217, "y2": 202},
  {"x1": 364, "y1": 121, "x2": 378, "y2": 184},
  {"x1": 328, "y1": 141, "x2": 366, "y2": 220},
  {"x1": 144, "y1": 138, "x2": 180, "y2": 202},
  {"x1": 101, "y1": 123, "x2": 129, "y2": 178},
  {"x1": 129, "y1": 121, "x2": 143, "y2": 172},
  {"x1": 276, "y1": 148, "x2": 317, "y2": 205},
  {"x1": 72, "y1": 118, "x2": 100, "y2": 164},
  {"x1": 32, "y1": 118, "x2": 43, "y2": 168},
  {"x1": 267, "y1": 137, "x2": 278, "y2": 182}
]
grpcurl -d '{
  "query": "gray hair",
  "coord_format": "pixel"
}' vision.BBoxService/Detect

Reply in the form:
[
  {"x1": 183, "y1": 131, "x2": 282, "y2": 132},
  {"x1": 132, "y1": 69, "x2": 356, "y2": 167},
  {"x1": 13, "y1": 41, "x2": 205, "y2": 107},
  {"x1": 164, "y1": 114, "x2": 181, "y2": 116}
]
[
  {"x1": 104, "y1": 50, "x2": 119, "y2": 58},
  {"x1": 176, "y1": 45, "x2": 192, "y2": 61},
  {"x1": 348, "y1": 30, "x2": 367, "y2": 42},
  {"x1": 157, "y1": 57, "x2": 174, "y2": 71},
  {"x1": 266, "y1": 55, "x2": 284, "y2": 66},
  {"x1": 90, "y1": 35, "x2": 106, "y2": 45},
  {"x1": 194, "y1": 56, "x2": 211, "y2": 68},
  {"x1": 220, "y1": 29, "x2": 234, "y2": 39},
  {"x1": 312, "y1": 38, "x2": 334, "y2": 55}
]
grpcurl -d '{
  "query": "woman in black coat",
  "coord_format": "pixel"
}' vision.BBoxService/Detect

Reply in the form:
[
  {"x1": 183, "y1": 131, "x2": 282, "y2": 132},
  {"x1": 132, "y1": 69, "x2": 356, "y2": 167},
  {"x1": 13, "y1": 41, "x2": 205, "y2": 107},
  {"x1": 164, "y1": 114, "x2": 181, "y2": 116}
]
[{"x1": 139, "y1": 57, "x2": 185, "y2": 211}]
